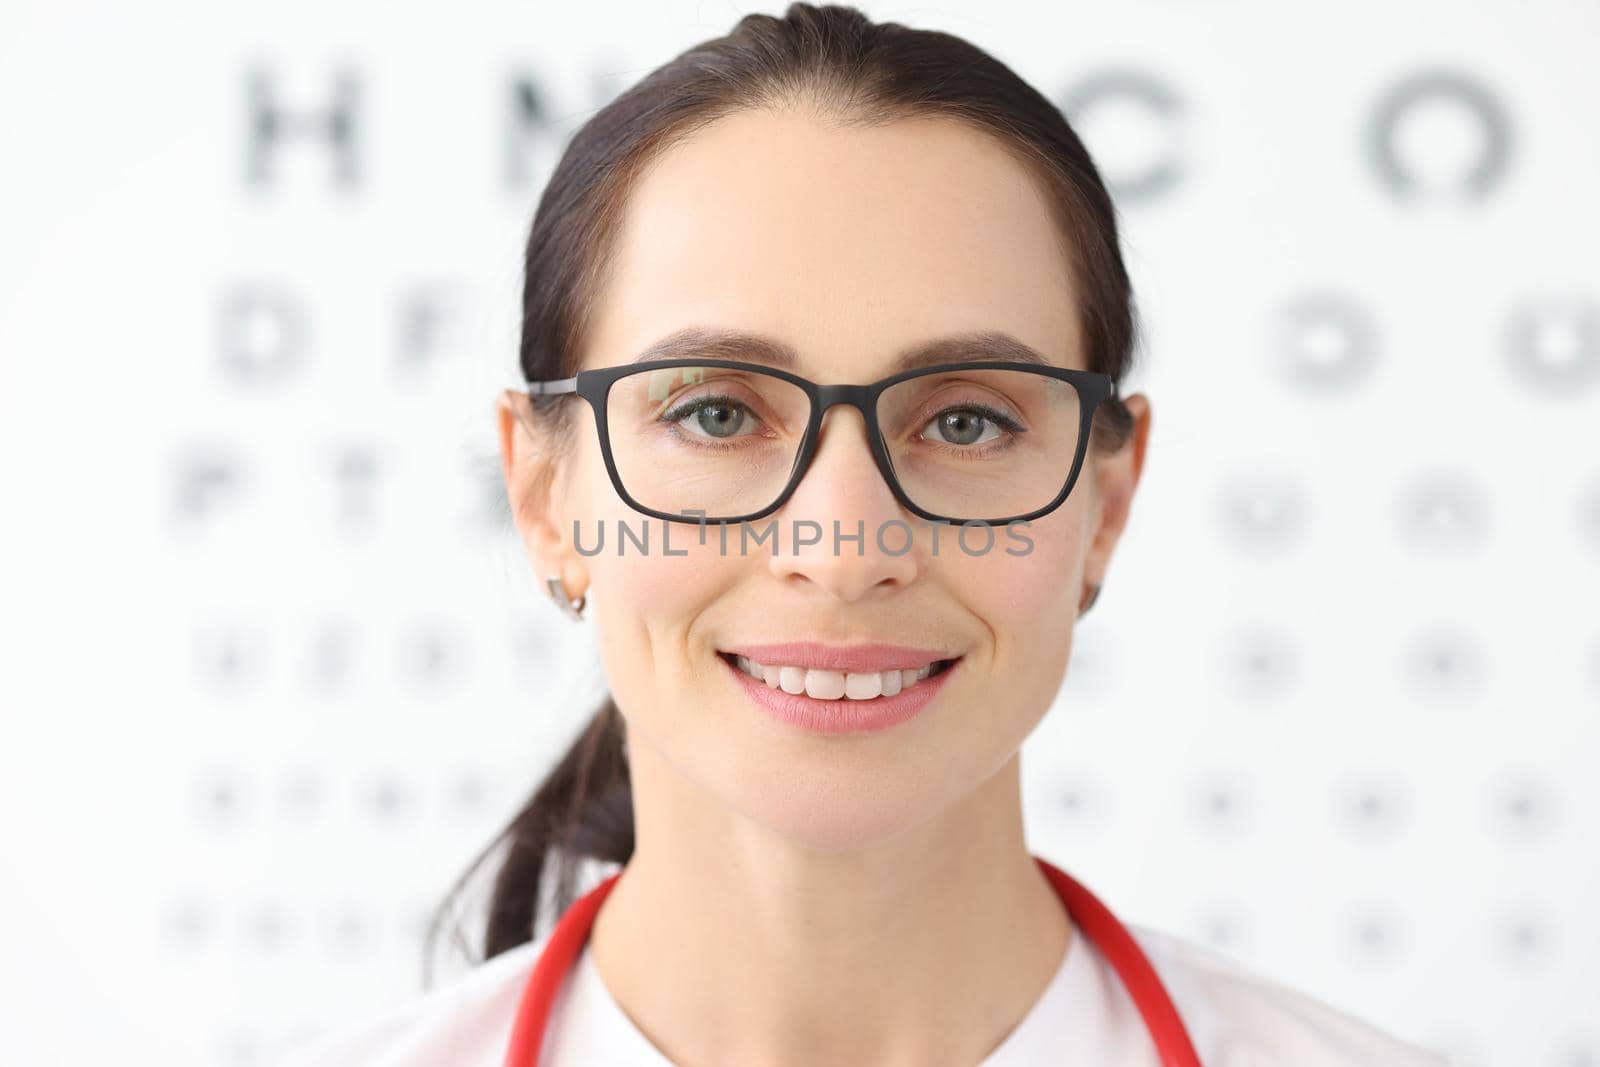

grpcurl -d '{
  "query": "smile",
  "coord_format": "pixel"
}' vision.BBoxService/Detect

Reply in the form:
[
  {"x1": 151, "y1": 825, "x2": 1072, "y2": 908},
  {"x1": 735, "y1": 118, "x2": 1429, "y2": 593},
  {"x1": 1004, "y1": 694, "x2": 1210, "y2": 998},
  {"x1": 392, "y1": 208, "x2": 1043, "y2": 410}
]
[
  {"x1": 717, "y1": 651, "x2": 958, "y2": 701},
  {"x1": 714, "y1": 641, "x2": 965, "y2": 736}
]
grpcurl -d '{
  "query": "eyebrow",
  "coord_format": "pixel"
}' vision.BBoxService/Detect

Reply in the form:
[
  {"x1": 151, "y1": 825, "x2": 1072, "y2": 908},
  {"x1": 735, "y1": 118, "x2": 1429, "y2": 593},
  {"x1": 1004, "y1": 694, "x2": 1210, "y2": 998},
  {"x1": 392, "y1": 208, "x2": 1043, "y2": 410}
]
[{"x1": 627, "y1": 326, "x2": 1061, "y2": 375}]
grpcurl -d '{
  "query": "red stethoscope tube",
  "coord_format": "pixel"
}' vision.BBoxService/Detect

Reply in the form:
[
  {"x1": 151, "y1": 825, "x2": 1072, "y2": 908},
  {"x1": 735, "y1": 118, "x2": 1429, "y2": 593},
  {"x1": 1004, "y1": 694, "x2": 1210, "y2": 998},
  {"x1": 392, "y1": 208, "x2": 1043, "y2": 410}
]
[{"x1": 503, "y1": 854, "x2": 1204, "y2": 1067}]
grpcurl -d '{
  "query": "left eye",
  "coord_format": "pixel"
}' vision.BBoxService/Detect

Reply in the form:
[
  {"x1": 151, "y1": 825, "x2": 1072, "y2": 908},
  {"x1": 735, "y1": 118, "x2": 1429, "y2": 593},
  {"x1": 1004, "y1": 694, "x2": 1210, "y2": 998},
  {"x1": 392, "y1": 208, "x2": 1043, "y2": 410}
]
[{"x1": 918, "y1": 406, "x2": 1016, "y2": 447}]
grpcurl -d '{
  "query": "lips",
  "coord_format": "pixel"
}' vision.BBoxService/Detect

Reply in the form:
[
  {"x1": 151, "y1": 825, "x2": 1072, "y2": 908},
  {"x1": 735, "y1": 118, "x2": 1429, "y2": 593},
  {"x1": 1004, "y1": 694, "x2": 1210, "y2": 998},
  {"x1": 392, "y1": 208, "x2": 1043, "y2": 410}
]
[{"x1": 717, "y1": 645, "x2": 962, "y2": 735}]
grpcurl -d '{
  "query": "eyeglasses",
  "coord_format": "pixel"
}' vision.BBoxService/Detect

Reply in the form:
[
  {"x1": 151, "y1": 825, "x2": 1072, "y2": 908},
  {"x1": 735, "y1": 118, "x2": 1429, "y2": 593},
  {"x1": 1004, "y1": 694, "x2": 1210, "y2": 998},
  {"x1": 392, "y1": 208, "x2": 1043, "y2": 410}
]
[{"x1": 520, "y1": 358, "x2": 1118, "y2": 526}]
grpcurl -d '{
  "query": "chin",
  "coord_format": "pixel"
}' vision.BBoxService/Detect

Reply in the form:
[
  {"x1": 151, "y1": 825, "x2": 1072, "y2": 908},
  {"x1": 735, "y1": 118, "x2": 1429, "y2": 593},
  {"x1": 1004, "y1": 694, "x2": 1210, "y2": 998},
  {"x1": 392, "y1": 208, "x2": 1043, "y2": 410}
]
[{"x1": 713, "y1": 745, "x2": 955, "y2": 853}]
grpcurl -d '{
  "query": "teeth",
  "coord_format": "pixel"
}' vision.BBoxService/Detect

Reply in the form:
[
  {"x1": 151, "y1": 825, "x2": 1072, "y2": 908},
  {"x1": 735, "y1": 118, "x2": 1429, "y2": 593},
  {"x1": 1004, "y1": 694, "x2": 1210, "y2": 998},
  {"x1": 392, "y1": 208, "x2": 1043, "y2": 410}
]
[
  {"x1": 779, "y1": 665, "x2": 806, "y2": 695},
  {"x1": 844, "y1": 672, "x2": 880, "y2": 700},
  {"x1": 730, "y1": 654, "x2": 947, "y2": 700}
]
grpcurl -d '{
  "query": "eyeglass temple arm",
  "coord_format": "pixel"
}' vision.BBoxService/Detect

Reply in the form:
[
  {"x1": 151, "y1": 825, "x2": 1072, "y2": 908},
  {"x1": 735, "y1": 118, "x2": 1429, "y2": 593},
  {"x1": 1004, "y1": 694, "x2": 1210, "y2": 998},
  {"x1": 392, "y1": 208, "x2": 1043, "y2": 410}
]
[{"x1": 526, "y1": 377, "x2": 578, "y2": 395}]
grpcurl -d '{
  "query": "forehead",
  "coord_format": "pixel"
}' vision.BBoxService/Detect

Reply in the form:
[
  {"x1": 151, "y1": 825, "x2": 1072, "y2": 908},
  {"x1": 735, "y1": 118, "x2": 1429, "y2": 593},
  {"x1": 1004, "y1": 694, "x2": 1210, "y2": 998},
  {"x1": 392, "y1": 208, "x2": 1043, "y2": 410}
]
[{"x1": 580, "y1": 107, "x2": 1082, "y2": 378}]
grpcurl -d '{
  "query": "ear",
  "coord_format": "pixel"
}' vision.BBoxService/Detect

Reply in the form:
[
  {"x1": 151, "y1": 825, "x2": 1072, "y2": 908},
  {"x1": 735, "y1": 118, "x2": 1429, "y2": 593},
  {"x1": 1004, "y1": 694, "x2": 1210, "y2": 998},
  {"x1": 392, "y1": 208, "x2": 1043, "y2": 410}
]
[
  {"x1": 495, "y1": 389, "x2": 575, "y2": 585},
  {"x1": 1080, "y1": 392, "x2": 1152, "y2": 591}
]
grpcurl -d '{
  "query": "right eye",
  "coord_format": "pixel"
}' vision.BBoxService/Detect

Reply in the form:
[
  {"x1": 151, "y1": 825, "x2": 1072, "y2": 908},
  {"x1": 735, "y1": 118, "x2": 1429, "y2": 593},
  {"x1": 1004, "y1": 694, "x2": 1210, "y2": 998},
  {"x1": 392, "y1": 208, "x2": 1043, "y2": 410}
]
[{"x1": 659, "y1": 394, "x2": 766, "y2": 442}]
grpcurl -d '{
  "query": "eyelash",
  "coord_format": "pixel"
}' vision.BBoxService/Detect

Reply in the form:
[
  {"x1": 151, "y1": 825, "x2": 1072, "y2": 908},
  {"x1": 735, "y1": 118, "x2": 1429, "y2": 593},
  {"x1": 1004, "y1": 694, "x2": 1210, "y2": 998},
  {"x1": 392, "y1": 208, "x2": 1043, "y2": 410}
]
[
  {"x1": 658, "y1": 394, "x2": 770, "y2": 452},
  {"x1": 917, "y1": 403, "x2": 1024, "y2": 455}
]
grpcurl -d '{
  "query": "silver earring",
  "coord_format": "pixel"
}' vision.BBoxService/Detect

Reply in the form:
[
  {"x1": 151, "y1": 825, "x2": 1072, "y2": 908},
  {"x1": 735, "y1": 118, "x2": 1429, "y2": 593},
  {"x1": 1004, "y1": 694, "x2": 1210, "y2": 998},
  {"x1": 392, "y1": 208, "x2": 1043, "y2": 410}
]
[
  {"x1": 546, "y1": 574, "x2": 587, "y2": 621},
  {"x1": 1079, "y1": 582, "x2": 1102, "y2": 616}
]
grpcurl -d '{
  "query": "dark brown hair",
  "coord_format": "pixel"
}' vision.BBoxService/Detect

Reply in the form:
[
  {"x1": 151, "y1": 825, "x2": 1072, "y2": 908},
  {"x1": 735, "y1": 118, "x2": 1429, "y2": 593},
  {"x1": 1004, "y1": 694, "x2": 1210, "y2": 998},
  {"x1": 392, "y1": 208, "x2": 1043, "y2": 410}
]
[{"x1": 426, "y1": 1, "x2": 1141, "y2": 979}]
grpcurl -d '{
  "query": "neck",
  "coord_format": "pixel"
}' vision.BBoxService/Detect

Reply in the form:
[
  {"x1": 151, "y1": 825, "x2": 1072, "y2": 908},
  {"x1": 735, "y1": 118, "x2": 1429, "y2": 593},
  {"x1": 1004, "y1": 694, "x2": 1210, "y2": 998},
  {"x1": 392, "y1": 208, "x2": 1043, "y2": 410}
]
[{"x1": 587, "y1": 738, "x2": 1072, "y2": 1067}]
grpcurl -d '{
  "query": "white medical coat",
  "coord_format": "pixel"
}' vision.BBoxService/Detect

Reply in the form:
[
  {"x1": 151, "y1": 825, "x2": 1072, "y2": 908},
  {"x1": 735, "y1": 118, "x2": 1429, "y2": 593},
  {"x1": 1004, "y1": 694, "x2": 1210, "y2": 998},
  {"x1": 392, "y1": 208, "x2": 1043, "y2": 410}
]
[{"x1": 276, "y1": 921, "x2": 1451, "y2": 1066}]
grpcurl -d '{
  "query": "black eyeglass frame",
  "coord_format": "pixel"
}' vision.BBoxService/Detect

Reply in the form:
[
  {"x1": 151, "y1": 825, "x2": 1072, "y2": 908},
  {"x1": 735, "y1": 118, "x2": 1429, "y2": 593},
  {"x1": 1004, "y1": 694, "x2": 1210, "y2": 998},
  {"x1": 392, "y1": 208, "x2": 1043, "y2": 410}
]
[{"x1": 520, "y1": 357, "x2": 1120, "y2": 526}]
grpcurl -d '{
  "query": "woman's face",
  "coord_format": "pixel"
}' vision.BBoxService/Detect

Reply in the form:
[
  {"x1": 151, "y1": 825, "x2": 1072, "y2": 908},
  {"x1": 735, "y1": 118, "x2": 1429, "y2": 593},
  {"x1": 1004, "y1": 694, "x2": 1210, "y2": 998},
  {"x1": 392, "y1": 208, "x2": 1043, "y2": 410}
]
[{"x1": 501, "y1": 108, "x2": 1148, "y2": 851}]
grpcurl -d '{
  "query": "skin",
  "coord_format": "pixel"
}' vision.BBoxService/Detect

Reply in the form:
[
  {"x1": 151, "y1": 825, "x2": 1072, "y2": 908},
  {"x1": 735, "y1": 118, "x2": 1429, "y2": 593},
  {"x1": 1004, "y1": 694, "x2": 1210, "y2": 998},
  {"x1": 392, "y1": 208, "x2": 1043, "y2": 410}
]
[{"x1": 496, "y1": 105, "x2": 1151, "y2": 1067}]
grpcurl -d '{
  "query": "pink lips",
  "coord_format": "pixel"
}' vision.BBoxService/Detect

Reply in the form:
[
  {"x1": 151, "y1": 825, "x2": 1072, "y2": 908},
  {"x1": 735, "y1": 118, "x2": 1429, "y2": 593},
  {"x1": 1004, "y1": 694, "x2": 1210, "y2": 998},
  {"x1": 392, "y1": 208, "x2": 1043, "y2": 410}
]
[{"x1": 717, "y1": 644, "x2": 962, "y2": 736}]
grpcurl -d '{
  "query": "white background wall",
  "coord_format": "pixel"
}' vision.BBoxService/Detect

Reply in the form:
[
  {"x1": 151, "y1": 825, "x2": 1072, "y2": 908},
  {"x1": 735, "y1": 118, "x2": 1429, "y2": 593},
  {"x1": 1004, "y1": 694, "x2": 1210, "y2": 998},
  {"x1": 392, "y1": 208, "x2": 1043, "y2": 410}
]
[{"x1": 2, "y1": 1, "x2": 1596, "y2": 1064}]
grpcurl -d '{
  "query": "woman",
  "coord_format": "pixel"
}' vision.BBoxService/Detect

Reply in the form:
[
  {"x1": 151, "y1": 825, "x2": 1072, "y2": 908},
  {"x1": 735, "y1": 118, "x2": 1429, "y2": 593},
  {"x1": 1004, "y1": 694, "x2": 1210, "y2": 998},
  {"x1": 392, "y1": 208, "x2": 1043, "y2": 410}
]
[{"x1": 280, "y1": 5, "x2": 1450, "y2": 1065}]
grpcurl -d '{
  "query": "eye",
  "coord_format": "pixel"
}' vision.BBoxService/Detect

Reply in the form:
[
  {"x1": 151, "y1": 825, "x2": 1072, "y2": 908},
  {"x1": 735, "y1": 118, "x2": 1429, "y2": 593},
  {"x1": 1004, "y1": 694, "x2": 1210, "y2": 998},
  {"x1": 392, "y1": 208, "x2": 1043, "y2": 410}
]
[
  {"x1": 661, "y1": 394, "x2": 764, "y2": 441},
  {"x1": 918, "y1": 404, "x2": 1020, "y2": 448}
]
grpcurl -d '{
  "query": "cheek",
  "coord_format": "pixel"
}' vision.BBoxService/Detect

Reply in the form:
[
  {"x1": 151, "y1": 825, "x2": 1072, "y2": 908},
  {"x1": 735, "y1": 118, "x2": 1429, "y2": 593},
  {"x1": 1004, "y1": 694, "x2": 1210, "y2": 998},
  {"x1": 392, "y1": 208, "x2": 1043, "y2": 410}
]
[
  {"x1": 565, "y1": 436, "x2": 724, "y2": 635},
  {"x1": 589, "y1": 525, "x2": 739, "y2": 695},
  {"x1": 945, "y1": 514, "x2": 1083, "y2": 711},
  {"x1": 951, "y1": 514, "x2": 1081, "y2": 626},
  {"x1": 599, "y1": 535, "x2": 727, "y2": 639}
]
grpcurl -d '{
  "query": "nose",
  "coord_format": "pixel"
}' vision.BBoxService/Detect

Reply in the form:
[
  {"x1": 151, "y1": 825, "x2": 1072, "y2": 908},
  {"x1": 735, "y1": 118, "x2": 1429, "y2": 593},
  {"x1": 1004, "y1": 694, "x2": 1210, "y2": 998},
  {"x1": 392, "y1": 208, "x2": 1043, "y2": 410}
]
[{"x1": 766, "y1": 402, "x2": 920, "y2": 601}]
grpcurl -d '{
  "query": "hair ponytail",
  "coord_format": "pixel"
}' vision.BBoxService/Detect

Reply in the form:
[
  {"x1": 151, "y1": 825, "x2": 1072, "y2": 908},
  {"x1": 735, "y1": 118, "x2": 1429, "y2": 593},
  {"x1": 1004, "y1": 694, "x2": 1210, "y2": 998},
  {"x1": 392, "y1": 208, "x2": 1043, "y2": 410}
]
[{"x1": 423, "y1": 696, "x2": 632, "y2": 980}]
